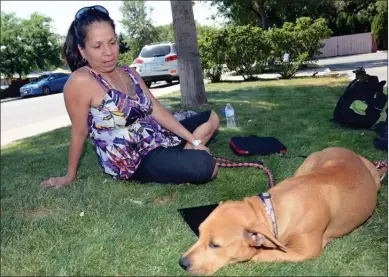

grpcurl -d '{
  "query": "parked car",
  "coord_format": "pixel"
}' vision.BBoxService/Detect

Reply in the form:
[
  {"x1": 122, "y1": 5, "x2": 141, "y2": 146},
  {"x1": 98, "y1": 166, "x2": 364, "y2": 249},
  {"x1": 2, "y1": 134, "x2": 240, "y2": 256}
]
[
  {"x1": 131, "y1": 42, "x2": 179, "y2": 87},
  {"x1": 19, "y1": 73, "x2": 70, "y2": 97}
]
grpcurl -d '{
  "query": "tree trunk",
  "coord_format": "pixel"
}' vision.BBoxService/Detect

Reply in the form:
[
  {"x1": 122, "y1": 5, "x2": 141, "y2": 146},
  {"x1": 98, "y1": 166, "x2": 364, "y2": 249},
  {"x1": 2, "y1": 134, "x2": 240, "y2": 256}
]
[
  {"x1": 170, "y1": 0, "x2": 207, "y2": 107},
  {"x1": 259, "y1": 1, "x2": 268, "y2": 30}
]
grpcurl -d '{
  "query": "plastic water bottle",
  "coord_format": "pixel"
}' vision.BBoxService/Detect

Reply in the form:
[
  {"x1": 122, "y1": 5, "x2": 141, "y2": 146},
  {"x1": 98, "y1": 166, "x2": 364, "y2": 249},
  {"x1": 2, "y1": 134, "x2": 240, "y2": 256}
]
[{"x1": 225, "y1": 103, "x2": 236, "y2": 128}]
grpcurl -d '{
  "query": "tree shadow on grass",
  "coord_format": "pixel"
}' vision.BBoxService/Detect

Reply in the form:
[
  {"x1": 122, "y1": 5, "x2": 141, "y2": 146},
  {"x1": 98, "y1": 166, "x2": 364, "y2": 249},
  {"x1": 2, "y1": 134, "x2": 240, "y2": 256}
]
[
  {"x1": 3, "y1": 77, "x2": 386, "y2": 181},
  {"x1": 2, "y1": 79, "x2": 383, "y2": 169},
  {"x1": 0, "y1": 79, "x2": 364, "y2": 158}
]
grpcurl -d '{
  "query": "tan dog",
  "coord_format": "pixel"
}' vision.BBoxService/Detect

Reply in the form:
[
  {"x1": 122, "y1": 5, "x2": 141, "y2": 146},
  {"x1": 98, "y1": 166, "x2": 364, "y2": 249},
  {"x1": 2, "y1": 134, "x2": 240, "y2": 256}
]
[{"x1": 179, "y1": 147, "x2": 384, "y2": 275}]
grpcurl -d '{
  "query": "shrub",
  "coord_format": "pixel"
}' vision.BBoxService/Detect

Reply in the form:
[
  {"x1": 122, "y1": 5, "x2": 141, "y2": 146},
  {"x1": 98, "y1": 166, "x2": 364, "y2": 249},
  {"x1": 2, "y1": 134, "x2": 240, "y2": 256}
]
[
  {"x1": 371, "y1": 2, "x2": 388, "y2": 50},
  {"x1": 267, "y1": 28, "x2": 306, "y2": 79},
  {"x1": 198, "y1": 28, "x2": 227, "y2": 83},
  {"x1": 197, "y1": 17, "x2": 331, "y2": 81},
  {"x1": 294, "y1": 17, "x2": 332, "y2": 60},
  {"x1": 224, "y1": 25, "x2": 270, "y2": 81},
  {"x1": 267, "y1": 17, "x2": 331, "y2": 79}
]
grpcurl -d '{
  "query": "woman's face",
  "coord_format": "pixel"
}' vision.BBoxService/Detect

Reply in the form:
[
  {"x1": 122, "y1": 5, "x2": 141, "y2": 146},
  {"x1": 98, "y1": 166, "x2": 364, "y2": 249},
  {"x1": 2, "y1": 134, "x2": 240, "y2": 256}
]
[{"x1": 78, "y1": 21, "x2": 119, "y2": 73}]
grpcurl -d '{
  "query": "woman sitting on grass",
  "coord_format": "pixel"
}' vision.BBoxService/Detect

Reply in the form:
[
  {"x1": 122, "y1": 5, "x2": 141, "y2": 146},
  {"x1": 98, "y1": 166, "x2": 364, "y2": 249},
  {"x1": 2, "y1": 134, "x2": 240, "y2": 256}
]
[{"x1": 41, "y1": 5, "x2": 219, "y2": 188}]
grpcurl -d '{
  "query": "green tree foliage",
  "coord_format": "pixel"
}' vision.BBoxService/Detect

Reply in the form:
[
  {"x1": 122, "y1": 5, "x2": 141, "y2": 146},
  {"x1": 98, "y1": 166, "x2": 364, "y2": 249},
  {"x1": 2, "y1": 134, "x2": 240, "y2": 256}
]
[
  {"x1": 151, "y1": 22, "x2": 215, "y2": 43},
  {"x1": 329, "y1": 0, "x2": 376, "y2": 36},
  {"x1": 371, "y1": 1, "x2": 388, "y2": 50},
  {"x1": 152, "y1": 24, "x2": 175, "y2": 42},
  {"x1": 195, "y1": 23, "x2": 220, "y2": 40},
  {"x1": 119, "y1": 1, "x2": 156, "y2": 64},
  {"x1": 267, "y1": 27, "x2": 308, "y2": 79},
  {"x1": 210, "y1": 0, "x2": 335, "y2": 29},
  {"x1": 293, "y1": 17, "x2": 333, "y2": 59},
  {"x1": 224, "y1": 25, "x2": 269, "y2": 80},
  {"x1": 0, "y1": 12, "x2": 61, "y2": 79},
  {"x1": 209, "y1": 0, "x2": 269, "y2": 29},
  {"x1": 268, "y1": 17, "x2": 332, "y2": 78},
  {"x1": 198, "y1": 28, "x2": 227, "y2": 82},
  {"x1": 198, "y1": 17, "x2": 331, "y2": 81},
  {"x1": 117, "y1": 1, "x2": 223, "y2": 67},
  {"x1": 118, "y1": 1, "x2": 177, "y2": 66},
  {"x1": 210, "y1": 0, "x2": 378, "y2": 36}
]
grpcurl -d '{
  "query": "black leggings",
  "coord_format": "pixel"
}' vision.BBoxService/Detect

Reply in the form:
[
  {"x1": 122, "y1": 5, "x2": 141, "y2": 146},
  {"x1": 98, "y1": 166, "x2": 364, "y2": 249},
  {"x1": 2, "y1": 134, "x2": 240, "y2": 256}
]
[{"x1": 131, "y1": 111, "x2": 216, "y2": 184}]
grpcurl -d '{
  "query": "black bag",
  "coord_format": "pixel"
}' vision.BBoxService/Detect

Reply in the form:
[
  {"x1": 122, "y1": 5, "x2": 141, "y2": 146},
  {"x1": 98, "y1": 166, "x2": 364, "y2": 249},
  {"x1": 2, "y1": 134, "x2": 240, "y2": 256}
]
[
  {"x1": 333, "y1": 67, "x2": 387, "y2": 129},
  {"x1": 230, "y1": 135, "x2": 287, "y2": 156}
]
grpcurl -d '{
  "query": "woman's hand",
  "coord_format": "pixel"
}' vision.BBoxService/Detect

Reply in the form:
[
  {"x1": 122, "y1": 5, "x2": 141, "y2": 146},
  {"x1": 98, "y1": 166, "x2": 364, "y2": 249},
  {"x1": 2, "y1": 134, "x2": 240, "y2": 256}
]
[
  {"x1": 194, "y1": 144, "x2": 211, "y2": 154},
  {"x1": 185, "y1": 143, "x2": 211, "y2": 154},
  {"x1": 41, "y1": 174, "x2": 75, "y2": 189}
]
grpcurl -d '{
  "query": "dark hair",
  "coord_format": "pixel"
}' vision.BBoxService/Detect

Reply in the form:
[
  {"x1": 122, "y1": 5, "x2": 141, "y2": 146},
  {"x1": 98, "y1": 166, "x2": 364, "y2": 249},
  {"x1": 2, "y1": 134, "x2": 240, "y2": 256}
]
[{"x1": 63, "y1": 10, "x2": 116, "y2": 72}]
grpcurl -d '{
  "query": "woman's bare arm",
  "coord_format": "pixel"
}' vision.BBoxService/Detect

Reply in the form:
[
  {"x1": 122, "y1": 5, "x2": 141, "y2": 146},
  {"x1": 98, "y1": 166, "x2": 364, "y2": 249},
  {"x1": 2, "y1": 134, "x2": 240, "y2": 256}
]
[
  {"x1": 41, "y1": 70, "x2": 94, "y2": 187},
  {"x1": 63, "y1": 72, "x2": 93, "y2": 180},
  {"x1": 127, "y1": 67, "x2": 198, "y2": 145}
]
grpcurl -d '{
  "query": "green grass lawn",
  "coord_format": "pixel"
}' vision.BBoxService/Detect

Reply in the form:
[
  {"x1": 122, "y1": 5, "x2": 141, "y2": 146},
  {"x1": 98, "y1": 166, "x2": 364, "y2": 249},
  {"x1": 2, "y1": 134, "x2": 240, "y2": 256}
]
[{"x1": 1, "y1": 77, "x2": 387, "y2": 276}]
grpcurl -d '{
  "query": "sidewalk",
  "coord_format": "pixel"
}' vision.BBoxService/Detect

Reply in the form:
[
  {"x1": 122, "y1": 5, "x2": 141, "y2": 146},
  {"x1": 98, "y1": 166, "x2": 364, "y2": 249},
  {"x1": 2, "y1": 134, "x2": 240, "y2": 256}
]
[
  {"x1": 221, "y1": 67, "x2": 343, "y2": 81},
  {"x1": 1, "y1": 114, "x2": 71, "y2": 147}
]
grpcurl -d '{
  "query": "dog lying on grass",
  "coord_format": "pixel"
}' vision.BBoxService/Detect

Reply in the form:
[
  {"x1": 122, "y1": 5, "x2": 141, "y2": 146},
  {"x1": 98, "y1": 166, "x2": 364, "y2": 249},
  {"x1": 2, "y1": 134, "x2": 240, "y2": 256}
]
[{"x1": 179, "y1": 147, "x2": 385, "y2": 275}]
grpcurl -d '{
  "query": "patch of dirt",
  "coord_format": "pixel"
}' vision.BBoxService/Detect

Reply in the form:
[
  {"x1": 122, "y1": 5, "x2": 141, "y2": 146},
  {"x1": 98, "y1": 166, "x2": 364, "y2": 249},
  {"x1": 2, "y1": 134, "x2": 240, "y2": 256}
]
[
  {"x1": 151, "y1": 191, "x2": 178, "y2": 204},
  {"x1": 17, "y1": 206, "x2": 60, "y2": 220}
]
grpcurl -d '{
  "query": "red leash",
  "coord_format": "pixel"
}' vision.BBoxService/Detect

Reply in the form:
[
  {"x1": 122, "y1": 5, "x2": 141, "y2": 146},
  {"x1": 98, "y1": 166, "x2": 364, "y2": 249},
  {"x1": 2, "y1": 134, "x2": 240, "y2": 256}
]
[
  {"x1": 213, "y1": 156, "x2": 275, "y2": 189},
  {"x1": 213, "y1": 158, "x2": 387, "y2": 188}
]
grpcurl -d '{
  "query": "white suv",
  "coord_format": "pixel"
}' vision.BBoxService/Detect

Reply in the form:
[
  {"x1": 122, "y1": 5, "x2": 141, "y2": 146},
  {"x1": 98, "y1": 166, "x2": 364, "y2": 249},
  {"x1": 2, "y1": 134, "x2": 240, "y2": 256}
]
[{"x1": 131, "y1": 42, "x2": 179, "y2": 88}]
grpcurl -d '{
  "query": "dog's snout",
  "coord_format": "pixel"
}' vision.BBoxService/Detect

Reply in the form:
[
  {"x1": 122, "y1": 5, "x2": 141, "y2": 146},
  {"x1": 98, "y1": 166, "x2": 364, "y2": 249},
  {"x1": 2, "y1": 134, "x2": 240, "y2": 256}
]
[{"x1": 179, "y1": 257, "x2": 191, "y2": 271}]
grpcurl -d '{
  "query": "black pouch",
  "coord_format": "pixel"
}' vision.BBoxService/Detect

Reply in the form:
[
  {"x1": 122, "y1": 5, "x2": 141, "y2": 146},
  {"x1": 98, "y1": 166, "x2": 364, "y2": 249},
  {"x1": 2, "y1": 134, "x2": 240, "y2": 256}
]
[
  {"x1": 230, "y1": 135, "x2": 287, "y2": 156},
  {"x1": 178, "y1": 204, "x2": 218, "y2": 237}
]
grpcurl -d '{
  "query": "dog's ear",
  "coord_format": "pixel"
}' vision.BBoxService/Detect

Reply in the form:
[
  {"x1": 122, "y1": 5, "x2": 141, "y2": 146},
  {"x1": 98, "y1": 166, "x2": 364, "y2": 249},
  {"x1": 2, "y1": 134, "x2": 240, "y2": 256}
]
[
  {"x1": 243, "y1": 224, "x2": 287, "y2": 252},
  {"x1": 243, "y1": 229, "x2": 266, "y2": 247}
]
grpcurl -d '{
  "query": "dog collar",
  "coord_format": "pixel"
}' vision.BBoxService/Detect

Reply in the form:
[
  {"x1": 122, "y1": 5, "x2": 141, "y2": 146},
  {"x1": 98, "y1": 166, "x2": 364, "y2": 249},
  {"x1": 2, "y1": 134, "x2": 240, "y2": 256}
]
[
  {"x1": 373, "y1": 160, "x2": 388, "y2": 181},
  {"x1": 258, "y1": 192, "x2": 278, "y2": 238}
]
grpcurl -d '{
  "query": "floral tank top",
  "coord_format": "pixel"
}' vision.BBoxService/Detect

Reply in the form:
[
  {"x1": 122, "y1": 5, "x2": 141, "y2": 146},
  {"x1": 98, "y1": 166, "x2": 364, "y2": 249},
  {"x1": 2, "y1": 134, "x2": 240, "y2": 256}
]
[{"x1": 85, "y1": 66, "x2": 182, "y2": 180}]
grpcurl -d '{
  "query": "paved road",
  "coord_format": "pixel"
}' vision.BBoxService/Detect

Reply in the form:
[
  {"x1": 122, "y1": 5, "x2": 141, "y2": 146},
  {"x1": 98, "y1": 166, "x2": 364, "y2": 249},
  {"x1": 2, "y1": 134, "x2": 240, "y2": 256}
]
[
  {"x1": 1, "y1": 81, "x2": 180, "y2": 147},
  {"x1": 316, "y1": 51, "x2": 387, "y2": 84}
]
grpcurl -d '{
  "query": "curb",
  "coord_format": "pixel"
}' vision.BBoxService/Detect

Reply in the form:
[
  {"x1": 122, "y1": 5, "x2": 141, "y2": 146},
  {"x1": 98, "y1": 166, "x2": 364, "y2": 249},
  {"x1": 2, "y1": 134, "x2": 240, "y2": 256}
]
[{"x1": 1, "y1": 97, "x2": 22, "y2": 103}]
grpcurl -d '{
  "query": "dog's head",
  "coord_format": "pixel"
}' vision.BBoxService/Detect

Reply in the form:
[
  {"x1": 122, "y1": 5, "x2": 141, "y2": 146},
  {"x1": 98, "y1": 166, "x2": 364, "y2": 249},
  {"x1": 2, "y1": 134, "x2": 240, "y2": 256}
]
[{"x1": 179, "y1": 198, "x2": 287, "y2": 275}]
